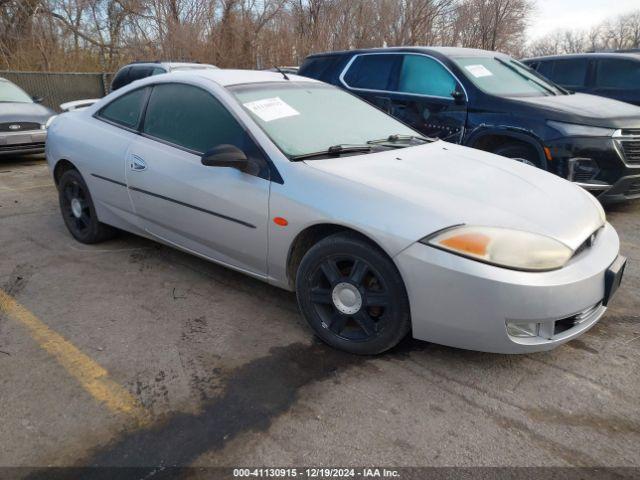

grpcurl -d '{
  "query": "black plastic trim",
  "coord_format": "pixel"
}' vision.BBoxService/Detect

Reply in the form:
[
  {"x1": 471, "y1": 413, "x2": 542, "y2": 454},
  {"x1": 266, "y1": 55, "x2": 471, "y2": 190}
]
[
  {"x1": 128, "y1": 186, "x2": 256, "y2": 229},
  {"x1": 90, "y1": 173, "x2": 127, "y2": 187},
  {"x1": 90, "y1": 173, "x2": 256, "y2": 229}
]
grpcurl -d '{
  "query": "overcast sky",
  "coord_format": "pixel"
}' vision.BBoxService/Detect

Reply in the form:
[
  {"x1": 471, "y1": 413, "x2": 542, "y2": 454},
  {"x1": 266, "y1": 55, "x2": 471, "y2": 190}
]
[{"x1": 527, "y1": 0, "x2": 640, "y2": 41}]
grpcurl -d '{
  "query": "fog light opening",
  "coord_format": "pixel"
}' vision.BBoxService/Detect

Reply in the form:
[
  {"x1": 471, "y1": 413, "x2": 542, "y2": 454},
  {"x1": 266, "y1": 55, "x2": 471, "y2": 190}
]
[
  {"x1": 567, "y1": 158, "x2": 600, "y2": 183},
  {"x1": 506, "y1": 321, "x2": 540, "y2": 338}
]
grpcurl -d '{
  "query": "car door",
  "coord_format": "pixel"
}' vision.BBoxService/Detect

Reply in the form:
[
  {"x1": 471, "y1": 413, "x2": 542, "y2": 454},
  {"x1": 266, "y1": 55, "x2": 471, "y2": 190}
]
[
  {"x1": 88, "y1": 87, "x2": 150, "y2": 222},
  {"x1": 592, "y1": 57, "x2": 640, "y2": 106},
  {"x1": 125, "y1": 82, "x2": 271, "y2": 276},
  {"x1": 390, "y1": 54, "x2": 467, "y2": 143},
  {"x1": 341, "y1": 53, "x2": 466, "y2": 143}
]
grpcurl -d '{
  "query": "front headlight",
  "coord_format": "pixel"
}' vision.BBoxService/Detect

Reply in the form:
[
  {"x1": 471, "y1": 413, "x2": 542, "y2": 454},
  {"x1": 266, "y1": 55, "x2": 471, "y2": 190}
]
[
  {"x1": 44, "y1": 115, "x2": 58, "y2": 129},
  {"x1": 421, "y1": 226, "x2": 573, "y2": 271},
  {"x1": 547, "y1": 120, "x2": 614, "y2": 137}
]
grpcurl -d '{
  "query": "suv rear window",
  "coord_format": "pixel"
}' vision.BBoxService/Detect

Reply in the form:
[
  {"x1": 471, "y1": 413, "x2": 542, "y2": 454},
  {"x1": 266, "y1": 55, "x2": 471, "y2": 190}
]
[
  {"x1": 596, "y1": 58, "x2": 640, "y2": 89},
  {"x1": 110, "y1": 67, "x2": 130, "y2": 91},
  {"x1": 299, "y1": 56, "x2": 342, "y2": 82},
  {"x1": 128, "y1": 66, "x2": 156, "y2": 82},
  {"x1": 343, "y1": 54, "x2": 399, "y2": 91},
  {"x1": 549, "y1": 58, "x2": 588, "y2": 88}
]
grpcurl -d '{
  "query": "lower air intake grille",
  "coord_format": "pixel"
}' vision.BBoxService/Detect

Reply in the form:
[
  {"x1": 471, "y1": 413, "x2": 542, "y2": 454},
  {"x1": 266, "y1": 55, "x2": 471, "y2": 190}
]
[
  {"x1": 620, "y1": 140, "x2": 640, "y2": 165},
  {"x1": 626, "y1": 180, "x2": 640, "y2": 197}
]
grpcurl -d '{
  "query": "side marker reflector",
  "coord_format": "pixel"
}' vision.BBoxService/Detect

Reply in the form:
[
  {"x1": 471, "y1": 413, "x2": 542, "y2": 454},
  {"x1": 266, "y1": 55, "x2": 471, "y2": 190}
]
[{"x1": 273, "y1": 217, "x2": 288, "y2": 227}]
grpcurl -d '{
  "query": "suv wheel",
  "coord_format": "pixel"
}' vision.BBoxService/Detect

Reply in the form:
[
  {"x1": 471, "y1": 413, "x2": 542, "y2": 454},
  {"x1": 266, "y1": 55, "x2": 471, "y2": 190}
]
[
  {"x1": 493, "y1": 143, "x2": 545, "y2": 170},
  {"x1": 58, "y1": 169, "x2": 117, "y2": 244},
  {"x1": 296, "y1": 232, "x2": 411, "y2": 355}
]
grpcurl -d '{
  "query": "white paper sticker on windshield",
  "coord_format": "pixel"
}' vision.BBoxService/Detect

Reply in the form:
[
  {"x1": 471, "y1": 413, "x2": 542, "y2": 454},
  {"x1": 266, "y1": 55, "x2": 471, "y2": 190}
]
[
  {"x1": 464, "y1": 64, "x2": 493, "y2": 78},
  {"x1": 243, "y1": 97, "x2": 300, "y2": 122}
]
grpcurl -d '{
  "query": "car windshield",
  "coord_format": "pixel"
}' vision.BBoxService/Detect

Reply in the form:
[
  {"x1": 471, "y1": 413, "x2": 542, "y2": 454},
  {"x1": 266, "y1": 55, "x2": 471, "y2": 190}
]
[
  {"x1": 453, "y1": 56, "x2": 563, "y2": 97},
  {"x1": 230, "y1": 82, "x2": 420, "y2": 158},
  {"x1": 0, "y1": 80, "x2": 33, "y2": 103}
]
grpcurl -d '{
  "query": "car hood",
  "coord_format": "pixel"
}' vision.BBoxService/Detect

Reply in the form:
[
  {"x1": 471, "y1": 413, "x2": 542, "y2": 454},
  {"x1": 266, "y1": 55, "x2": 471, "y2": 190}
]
[
  {"x1": 304, "y1": 142, "x2": 603, "y2": 251},
  {"x1": 511, "y1": 93, "x2": 640, "y2": 128},
  {"x1": 0, "y1": 102, "x2": 55, "y2": 124}
]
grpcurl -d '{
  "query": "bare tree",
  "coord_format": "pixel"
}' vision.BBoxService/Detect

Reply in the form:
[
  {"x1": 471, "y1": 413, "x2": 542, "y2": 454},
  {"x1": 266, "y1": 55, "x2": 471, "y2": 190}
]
[
  {"x1": 2, "y1": 0, "x2": 536, "y2": 72},
  {"x1": 525, "y1": 8, "x2": 640, "y2": 56}
]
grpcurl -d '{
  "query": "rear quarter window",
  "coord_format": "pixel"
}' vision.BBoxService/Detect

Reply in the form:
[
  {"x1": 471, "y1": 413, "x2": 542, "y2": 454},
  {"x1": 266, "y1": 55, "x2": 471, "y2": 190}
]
[
  {"x1": 97, "y1": 87, "x2": 148, "y2": 129},
  {"x1": 342, "y1": 54, "x2": 399, "y2": 91}
]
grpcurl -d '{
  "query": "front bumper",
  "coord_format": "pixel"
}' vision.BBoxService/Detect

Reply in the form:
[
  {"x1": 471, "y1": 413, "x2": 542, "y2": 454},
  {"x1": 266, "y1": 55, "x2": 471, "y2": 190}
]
[
  {"x1": 0, "y1": 130, "x2": 47, "y2": 155},
  {"x1": 598, "y1": 174, "x2": 640, "y2": 203},
  {"x1": 545, "y1": 136, "x2": 640, "y2": 202},
  {"x1": 395, "y1": 222, "x2": 621, "y2": 354}
]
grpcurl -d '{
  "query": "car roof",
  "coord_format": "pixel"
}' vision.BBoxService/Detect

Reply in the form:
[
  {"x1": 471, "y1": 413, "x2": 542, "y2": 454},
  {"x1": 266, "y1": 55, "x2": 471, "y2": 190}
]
[
  {"x1": 305, "y1": 46, "x2": 508, "y2": 59},
  {"x1": 524, "y1": 52, "x2": 640, "y2": 62},
  {"x1": 164, "y1": 62, "x2": 218, "y2": 70},
  {"x1": 155, "y1": 69, "x2": 321, "y2": 87},
  {"x1": 117, "y1": 61, "x2": 217, "y2": 71}
]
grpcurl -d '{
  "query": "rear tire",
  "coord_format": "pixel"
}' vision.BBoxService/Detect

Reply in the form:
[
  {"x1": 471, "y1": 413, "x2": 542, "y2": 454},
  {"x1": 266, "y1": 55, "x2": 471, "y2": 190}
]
[
  {"x1": 296, "y1": 232, "x2": 411, "y2": 355},
  {"x1": 493, "y1": 142, "x2": 545, "y2": 170},
  {"x1": 58, "y1": 169, "x2": 117, "y2": 244}
]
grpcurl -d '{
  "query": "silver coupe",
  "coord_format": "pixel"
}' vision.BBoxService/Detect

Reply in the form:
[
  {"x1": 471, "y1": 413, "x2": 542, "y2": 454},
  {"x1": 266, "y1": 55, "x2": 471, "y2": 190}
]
[{"x1": 46, "y1": 70, "x2": 626, "y2": 354}]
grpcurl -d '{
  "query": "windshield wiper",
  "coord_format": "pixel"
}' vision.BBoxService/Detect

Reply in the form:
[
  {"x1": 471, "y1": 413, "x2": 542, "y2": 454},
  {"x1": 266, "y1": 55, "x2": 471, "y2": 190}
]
[
  {"x1": 290, "y1": 144, "x2": 374, "y2": 161},
  {"x1": 367, "y1": 134, "x2": 432, "y2": 146},
  {"x1": 494, "y1": 57, "x2": 558, "y2": 96}
]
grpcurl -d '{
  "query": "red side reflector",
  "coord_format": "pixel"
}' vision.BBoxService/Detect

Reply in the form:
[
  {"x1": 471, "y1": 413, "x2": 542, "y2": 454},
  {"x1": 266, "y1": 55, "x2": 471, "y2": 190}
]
[{"x1": 273, "y1": 217, "x2": 288, "y2": 227}]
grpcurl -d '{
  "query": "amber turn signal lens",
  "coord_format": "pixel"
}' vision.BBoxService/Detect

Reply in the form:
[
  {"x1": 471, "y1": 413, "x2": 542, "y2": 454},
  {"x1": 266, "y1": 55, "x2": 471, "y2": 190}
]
[
  {"x1": 273, "y1": 217, "x2": 288, "y2": 226},
  {"x1": 440, "y1": 232, "x2": 490, "y2": 256}
]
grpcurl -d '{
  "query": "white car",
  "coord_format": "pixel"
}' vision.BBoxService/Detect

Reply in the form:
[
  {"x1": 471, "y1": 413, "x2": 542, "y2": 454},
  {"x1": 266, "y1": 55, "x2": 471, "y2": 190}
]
[{"x1": 46, "y1": 70, "x2": 626, "y2": 354}]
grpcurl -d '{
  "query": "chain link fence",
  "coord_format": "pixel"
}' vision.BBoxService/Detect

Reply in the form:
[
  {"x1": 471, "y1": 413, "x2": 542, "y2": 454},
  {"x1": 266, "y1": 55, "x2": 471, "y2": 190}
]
[{"x1": 0, "y1": 71, "x2": 114, "y2": 112}]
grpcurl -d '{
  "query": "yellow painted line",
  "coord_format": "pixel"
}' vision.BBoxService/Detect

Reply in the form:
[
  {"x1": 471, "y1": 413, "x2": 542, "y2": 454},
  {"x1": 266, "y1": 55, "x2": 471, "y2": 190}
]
[{"x1": 0, "y1": 289, "x2": 150, "y2": 426}]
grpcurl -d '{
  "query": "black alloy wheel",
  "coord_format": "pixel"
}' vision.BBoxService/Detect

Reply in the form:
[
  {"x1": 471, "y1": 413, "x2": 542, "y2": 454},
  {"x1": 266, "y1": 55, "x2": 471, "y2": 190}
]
[
  {"x1": 58, "y1": 169, "x2": 117, "y2": 244},
  {"x1": 296, "y1": 233, "x2": 411, "y2": 354}
]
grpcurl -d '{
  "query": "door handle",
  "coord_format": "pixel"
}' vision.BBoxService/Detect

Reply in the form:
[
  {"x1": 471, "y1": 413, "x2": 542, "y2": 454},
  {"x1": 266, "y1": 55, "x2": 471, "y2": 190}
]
[{"x1": 130, "y1": 155, "x2": 147, "y2": 171}]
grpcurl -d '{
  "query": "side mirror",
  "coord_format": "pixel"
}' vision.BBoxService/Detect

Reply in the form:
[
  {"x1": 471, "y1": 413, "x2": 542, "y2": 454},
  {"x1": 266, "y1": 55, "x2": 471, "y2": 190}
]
[
  {"x1": 32, "y1": 96, "x2": 44, "y2": 104},
  {"x1": 451, "y1": 90, "x2": 465, "y2": 104},
  {"x1": 201, "y1": 144, "x2": 248, "y2": 170}
]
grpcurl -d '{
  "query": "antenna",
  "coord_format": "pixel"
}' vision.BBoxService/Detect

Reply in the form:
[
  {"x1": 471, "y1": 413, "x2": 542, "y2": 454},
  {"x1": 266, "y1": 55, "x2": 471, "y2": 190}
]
[{"x1": 275, "y1": 66, "x2": 290, "y2": 81}]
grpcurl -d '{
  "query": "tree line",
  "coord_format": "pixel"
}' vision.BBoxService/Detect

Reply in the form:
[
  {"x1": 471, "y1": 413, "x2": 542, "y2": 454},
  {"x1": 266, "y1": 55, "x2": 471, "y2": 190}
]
[
  {"x1": 1, "y1": 0, "x2": 532, "y2": 72},
  {"x1": 528, "y1": 9, "x2": 640, "y2": 57}
]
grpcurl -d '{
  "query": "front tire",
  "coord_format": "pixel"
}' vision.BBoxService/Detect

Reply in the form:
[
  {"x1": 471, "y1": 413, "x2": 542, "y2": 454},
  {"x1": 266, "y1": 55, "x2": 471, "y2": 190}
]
[
  {"x1": 296, "y1": 232, "x2": 411, "y2": 355},
  {"x1": 58, "y1": 169, "x2": 117, "y2": 244},
  {"x1": 493, "y1": 142, "x2": 546, "y2": 170}
]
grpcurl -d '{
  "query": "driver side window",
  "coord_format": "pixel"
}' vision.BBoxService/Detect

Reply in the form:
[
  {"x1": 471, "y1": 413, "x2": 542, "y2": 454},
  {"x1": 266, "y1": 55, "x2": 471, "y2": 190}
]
[
  {"x1": 143, "y1": 83, "x2": 247, "y2": 154},
  {"x1": 142, "y1": 83, "x2": 269, "y2": 179},
  {"x1": 398, "y1": 55, "x2": 458, "y2": 98}
]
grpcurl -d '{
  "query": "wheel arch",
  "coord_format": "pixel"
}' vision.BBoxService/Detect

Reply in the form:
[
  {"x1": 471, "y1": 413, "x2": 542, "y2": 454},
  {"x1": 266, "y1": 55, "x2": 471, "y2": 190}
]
[
  {"x1": 467, "y1": 128, "x2": 548, "y2": 169},
  {"x1": 52, "y1": 159, "x2": 79, "y2": 186},
  {"x1": 285, "y1": 223, "x2": 392, "y2": 290}
]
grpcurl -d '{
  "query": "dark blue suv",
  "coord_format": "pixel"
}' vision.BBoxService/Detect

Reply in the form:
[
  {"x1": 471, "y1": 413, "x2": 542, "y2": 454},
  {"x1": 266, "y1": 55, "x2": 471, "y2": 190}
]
[
  {"x1": 523, "y1": 53, "x2": 640, "y2": 107},
  {"x1": 299, "y1": 47, "x2": 640, "y2": 202}
]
